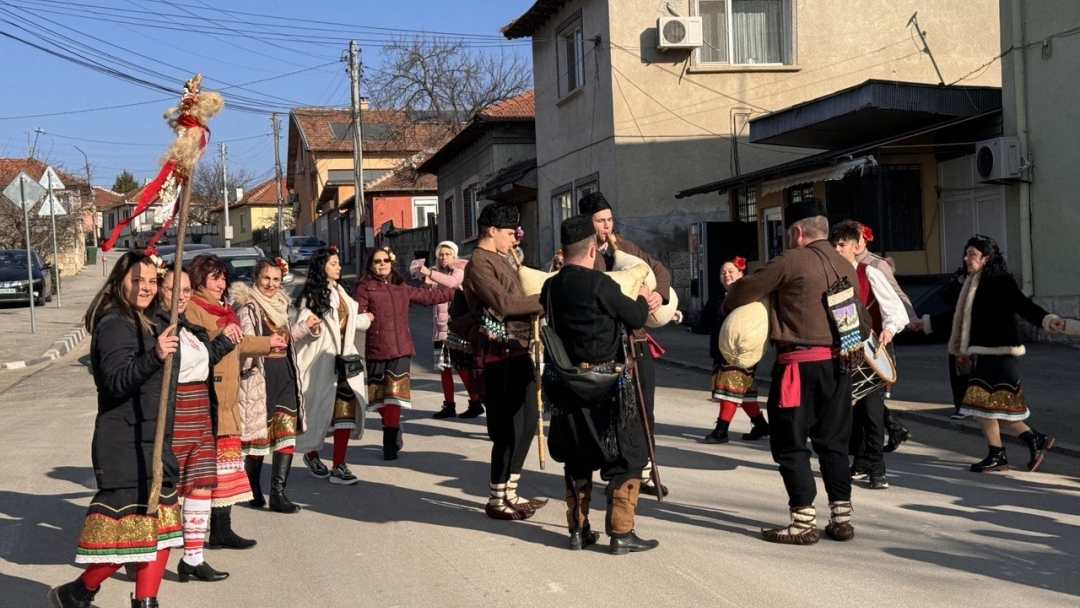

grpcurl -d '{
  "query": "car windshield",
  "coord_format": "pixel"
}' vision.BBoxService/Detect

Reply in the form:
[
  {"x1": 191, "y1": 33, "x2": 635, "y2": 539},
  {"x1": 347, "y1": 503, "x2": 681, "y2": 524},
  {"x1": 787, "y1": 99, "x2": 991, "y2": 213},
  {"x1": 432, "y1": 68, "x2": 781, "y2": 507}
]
[
  {"x1": 290, "y1": 236, "x2": 320, "y2": 247},
  {"x1": 0, "y1": 251, "x2": 33, "y2": 269},
  {"x1": 225, "y1": 257, "x2": 259, "y2": 284}
]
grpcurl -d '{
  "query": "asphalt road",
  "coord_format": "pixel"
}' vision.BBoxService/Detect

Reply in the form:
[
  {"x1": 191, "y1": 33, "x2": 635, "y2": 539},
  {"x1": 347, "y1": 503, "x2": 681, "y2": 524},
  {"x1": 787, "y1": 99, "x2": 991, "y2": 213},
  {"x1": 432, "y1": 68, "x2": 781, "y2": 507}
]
[{"x1": 2, "y1": 333, "x2": 1079, "y2": 608}]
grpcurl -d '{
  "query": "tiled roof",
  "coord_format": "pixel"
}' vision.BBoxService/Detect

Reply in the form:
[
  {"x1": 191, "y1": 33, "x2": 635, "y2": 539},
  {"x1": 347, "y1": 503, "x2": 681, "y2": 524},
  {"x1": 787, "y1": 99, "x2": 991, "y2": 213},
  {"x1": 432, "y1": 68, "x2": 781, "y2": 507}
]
[
  {"x1": 367, "y1": 166, "x2": 437, "y2": 193},
  {"x1": 479, "y1": 90, "x2": 535, "y2": 120},
  {"x1": 417, "y1": 91, "x2": 536, "y2": 174},
  {"x1": 91, "y1": 187, "x2": 124, "y2": 209},
  {"x1": 290, "y1": 107, "x2": 454, "y2": 154},
  {"x1": 210, "y1": 176, "x2": 286, "y2": 212},
  {"x1": 502, "y1": 0, "x2": 570, "y2": 39},
  {"x1": 0, "y1": 157, "x2": 87, "y2": 194}
]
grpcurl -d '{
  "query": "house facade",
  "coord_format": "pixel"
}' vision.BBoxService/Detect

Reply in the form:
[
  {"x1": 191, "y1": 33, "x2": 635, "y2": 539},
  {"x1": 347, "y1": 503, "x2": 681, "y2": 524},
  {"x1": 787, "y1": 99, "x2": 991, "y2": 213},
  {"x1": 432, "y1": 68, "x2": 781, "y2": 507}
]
[
  {"x1": 502, "y1": 0, "x2": 1001, "y2": 266},
  {"x1": 417, "y1": 91, "x2": 537, "y2": 264},
  {"x1": 215, "y1": 176, "x2": 288, "y2": 250}
]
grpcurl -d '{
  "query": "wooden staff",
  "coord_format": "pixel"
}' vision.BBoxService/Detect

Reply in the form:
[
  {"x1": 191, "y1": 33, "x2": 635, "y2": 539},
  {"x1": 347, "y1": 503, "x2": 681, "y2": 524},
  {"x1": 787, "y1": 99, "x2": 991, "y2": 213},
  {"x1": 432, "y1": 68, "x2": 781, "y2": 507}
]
[
  {"x1": 510, "y1": 247, "x2": 546, "y2": 470},
  {"x1": 623, "y1": 333, "x2": 663, "y2": 503}
]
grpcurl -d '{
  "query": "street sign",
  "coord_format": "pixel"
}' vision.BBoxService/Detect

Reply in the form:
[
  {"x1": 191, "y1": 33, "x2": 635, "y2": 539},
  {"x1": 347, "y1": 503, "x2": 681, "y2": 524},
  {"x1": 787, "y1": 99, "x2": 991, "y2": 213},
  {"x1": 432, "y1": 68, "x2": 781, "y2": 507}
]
[
  {"x1": 2, "y1": 171, "x2": 46, "y2": 211},
  {"x1": 37, "y1": 193, "x2": 68, "y2": 216},
  {"x1": 38, "y1": 166, "x2": 66, "y2": 191}
]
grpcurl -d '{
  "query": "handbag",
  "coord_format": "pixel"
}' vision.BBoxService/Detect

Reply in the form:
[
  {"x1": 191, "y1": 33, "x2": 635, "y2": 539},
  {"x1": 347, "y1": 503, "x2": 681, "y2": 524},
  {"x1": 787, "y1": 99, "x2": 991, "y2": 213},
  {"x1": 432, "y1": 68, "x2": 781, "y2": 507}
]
[
  {"x1": 540, "y1": 285, "x2": 621, "y2": 402},
  {"x1": 331, "y1": 305, "x2": 364, "y2": 379}
]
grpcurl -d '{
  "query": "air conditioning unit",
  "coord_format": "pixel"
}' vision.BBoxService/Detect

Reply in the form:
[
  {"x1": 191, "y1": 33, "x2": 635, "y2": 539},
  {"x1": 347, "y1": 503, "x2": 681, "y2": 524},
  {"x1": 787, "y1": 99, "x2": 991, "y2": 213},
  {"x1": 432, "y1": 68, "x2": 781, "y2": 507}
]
[
  {"x1": 657, "y1": 17, "x2": 703, "y2": 51},
  {"x1": 975, "y1": 137, "x2": 1022, "y2": 182}
]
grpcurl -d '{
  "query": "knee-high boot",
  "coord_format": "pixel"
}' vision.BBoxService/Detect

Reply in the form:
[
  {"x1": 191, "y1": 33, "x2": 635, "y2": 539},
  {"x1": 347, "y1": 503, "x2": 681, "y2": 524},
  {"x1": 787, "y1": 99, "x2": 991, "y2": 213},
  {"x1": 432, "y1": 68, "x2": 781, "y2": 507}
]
[
  {"x1": 269, "y1": 452, "x2": 301, "y2": 514},
  {"x1": 244, "y1": 456, "x2": 264, "y2": 509},
  {"x1": 606, "y1": 478, "x2": 658, "y2": 554},
  {"x1": 206, "y1": 505, "x2": 256, "y2": 550}
]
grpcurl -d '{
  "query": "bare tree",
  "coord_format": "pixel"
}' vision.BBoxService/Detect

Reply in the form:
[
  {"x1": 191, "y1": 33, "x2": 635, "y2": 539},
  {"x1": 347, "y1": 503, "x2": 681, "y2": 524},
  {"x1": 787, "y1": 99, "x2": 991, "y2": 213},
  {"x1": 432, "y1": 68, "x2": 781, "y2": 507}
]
[
  {"x1": 0, "y1": 189, "x2": 91, "y2": 262},
  {"x1": 187, "y1": 159, "x2": 257, "y2": 224},
  {"x1": 367, "y1": 37, "x2": 531, "y2": 146}
]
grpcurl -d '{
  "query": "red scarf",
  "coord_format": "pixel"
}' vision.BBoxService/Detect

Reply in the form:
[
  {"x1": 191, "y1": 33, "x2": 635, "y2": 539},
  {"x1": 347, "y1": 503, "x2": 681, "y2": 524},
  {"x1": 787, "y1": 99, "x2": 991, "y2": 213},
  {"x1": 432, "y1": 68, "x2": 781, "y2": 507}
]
[{"x1": 190, "y1": 292, "x2": 239, "y2": 328}]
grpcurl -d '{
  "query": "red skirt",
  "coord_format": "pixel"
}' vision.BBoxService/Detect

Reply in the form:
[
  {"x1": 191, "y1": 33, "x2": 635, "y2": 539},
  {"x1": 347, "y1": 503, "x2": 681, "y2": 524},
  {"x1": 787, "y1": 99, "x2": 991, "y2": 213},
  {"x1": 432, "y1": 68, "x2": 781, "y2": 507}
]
[
  {"x1": 171, "y1": 382, "x2": 218, "y2": 496},
  {"x1": 210, "y1": 435, "x2": 253, "y2": 507}
]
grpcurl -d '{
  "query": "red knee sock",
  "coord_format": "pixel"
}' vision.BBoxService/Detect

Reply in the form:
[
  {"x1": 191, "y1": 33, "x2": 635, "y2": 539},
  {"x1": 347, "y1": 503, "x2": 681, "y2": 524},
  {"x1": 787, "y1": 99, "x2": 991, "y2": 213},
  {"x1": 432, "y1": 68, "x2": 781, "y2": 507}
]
[
  {"x1": 457, "y1": 369, "x2": 479, "y2": 401},
  {"x1": 278, "y1": 445, "x2": 294, "y2": 455},
  {"x1": 134, "y1": 548, "x2": 170, "y2": 599},
  {"x1": 718, "y1": 400, "x2": 738, "y2": 423},
  {"x1": 332, "y1": 429, "x2": 350, "y2": 468},
  {"x1": 306, "y1": 450, "x2": 319, "y2": 460},
  {"x1": 379, "y1": 404, "x2": 401, "y2": 428},
  {"x1": 80, "y1": 563, "x2": 120, "y2": 591},
  {"x1": 743, "y1": 400, "x2": 762, "y2": 418},
  {"x1": 440, "y1": 368, "x2": 455, "y2": 402}
]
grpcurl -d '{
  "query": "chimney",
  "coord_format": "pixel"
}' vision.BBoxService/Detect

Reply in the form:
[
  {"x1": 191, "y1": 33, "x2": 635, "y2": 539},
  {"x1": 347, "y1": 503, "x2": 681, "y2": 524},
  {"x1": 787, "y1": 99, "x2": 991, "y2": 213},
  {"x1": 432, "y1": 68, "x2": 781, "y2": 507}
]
[{"x1": 360, "y1": 97, "x2": 370, "y2": 111}]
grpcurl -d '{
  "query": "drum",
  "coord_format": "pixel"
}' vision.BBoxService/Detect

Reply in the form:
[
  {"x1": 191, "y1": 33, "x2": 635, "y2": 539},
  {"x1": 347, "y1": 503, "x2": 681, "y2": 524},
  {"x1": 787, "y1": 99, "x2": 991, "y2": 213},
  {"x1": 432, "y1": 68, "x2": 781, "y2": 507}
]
[{"x1": 850, "y1": 334, "x2": 897, "y2": 403}]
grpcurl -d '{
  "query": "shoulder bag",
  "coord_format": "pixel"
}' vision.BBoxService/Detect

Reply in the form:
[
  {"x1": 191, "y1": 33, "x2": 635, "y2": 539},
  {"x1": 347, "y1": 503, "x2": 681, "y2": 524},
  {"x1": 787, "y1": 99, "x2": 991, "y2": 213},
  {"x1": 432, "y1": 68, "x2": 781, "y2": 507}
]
[{"x1": 540, "y1": 283, "x2": 621, "y2": 402}]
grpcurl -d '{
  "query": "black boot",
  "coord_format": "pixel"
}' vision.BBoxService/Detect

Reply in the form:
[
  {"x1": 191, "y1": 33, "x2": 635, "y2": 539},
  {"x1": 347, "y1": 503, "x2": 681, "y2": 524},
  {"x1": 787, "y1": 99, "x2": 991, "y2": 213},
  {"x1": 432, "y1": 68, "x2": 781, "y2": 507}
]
[
  {"x1": 206, "y1": 506, "x2": 257, "y2": 549},
  {"x1": 47, "y1": 578, "x2": 97, "y2": 608},
  {"x1": 383, "y1": 426, "x2": 401, "y2": 461},
  {"x1": 458, "y1": 399, "x2": 484, "y2": 419},
  {"x1": 177, "y1": 558, "x2": 229, "y2": 582},
  {"x1": 269, "y1": 451, "x2": 301, "y2": 514},
  {"x1": 970, "y1": 446, "x2": 1009, "y2": 473},
  {"x1": 244, "y1": 456, "x2": 265, "y2": 509},
  {"x1": 130, "y1": 597, "x2": 159, "y2": 608},
  {"x1": 433, "y1": 401, "x2": 456, "y2": 419},
  {"x1": 704, "y1": 418, "x2": 730, "y2": 444},
  {"x1": 742, "y1": 413, "x2": 770, "y2": 440},
  {"x1": 1020, "y1": 430, "x2": 1055, "y2": 472},
  {"x1": 883, "y1": 408, "x2": 911, "y2": 453},
  {"x1": 609, "y1": 531, "x2": 660, "y2": 555}
]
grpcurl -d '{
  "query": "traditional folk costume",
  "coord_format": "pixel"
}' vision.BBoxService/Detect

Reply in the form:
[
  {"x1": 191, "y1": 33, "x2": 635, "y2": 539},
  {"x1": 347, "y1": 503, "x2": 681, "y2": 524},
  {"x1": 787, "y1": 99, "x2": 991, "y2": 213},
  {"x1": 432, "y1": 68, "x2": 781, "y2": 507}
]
[
  {"x1": 427, "y1": 250, "x2": 482, "y2": 419},
  {"x1": 461, "y1": 203, "x2": 548, "y2": 520},
  {"x1": 51, "y1": 312, "x2": 183, "y2": 607},
  {"x1": 922, "y1": 269, "x2": 1060, "y2": 471},
  {"x1": 542, "y1": 214, "x2": 659, "y2": 554},
  {"x1": 723, "y1": 199, "x2": 865, "y2": 545},
  {"x1": 678, "y1": 290, "x2": 769, "y2": 443},
  {"x1": 580, "y1": 191, "x2": 672, "y2": 497},
  {"x1": 235, "y1": 282, "x2": 308, "y2": 513},
  {"x1": 294, "y1": 283, "x2": 370, "y2": 485},
  {"x1": 186, "y1": 287, "x2": 274, "y2": 549},
  {"x1": 354, "y1": 267, "x2": 453, "y2": 460},
  {"x1": 848, "y1": 260, "x2": 908, "y2": 489}
]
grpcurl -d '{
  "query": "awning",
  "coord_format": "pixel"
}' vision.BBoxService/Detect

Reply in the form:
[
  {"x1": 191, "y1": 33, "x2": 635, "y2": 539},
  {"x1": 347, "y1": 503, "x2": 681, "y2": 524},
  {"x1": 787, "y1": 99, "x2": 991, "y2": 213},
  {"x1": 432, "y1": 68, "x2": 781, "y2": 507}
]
[{"x1": 760, "y1": 156, "x2": 877, "y2": 196}]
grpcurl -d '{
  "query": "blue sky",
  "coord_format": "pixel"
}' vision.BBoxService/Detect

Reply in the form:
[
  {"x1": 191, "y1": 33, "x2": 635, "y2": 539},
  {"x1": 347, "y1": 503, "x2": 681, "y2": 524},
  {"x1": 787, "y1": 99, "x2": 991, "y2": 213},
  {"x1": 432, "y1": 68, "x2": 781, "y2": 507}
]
[{"x1": 0, "y1": 0, "x2": 533, "y2": 189}]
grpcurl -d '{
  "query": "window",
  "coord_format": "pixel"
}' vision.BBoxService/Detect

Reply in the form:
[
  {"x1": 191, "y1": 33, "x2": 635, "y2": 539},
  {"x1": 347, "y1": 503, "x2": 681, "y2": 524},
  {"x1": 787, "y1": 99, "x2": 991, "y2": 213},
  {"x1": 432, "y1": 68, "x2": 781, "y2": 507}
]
[
  {"x1": 786, "y1": 183, "x2": 813, "y2": 205},
  {"x1": 412, "y1": 196, "x2": 437, "y2": 228},
  {"x1": 697, "y1": 0, "x2": 793, "y2": 66},
  {"x1": 556, "y1": 12, "x2": 585, "y2": 98},
  {"x1": 575, "y1": 174, "x2": 598, "y2": 202},
  {"x1": 734, "y1": 186, "x2": 757, "y2": 222},
  {"x1": 240, "y1": 212, "x2": 248, "y2": 233},
  {"x1": 442, "y1": 195, "x2": 455, "y2": 240},
  {"x1": 825, "y1": 164, "x2": 924, "y2": 251},
  {"x1": 551, "y1": 185, "x2": 574, "y2": 251},
  {"x1": 326, "y1": 168, "x2": 391, "y2": 185},
  {"x1": 461, "y1": 186, "x2": 480, "y2": 240}
]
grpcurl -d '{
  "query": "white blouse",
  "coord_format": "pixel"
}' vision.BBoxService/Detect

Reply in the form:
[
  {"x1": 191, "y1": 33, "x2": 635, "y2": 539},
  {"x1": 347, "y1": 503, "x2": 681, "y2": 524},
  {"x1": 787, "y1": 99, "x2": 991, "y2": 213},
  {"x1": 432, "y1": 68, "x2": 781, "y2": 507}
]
[{"x1": 177, "y1": 327, "x2": 210, "y2": 384}]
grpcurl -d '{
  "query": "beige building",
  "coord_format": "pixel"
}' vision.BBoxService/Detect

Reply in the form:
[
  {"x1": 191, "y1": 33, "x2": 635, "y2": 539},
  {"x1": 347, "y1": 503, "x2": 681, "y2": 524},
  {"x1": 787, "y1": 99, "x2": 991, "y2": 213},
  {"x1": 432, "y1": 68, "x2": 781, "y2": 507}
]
[
  {"x1": 214, "y1": 177, "x2": 287, "y2": 249},
  {"x1": 502, "y1": 0, "x2": 1001, "y2": 265}
]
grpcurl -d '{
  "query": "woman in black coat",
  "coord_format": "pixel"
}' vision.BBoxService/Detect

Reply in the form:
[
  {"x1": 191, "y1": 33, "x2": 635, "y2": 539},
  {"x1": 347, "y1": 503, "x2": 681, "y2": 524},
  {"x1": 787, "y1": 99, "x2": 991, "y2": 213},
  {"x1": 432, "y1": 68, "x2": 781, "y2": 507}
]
[{"x1": 49, "y1": 251, "x2": 180, "y2": 608}]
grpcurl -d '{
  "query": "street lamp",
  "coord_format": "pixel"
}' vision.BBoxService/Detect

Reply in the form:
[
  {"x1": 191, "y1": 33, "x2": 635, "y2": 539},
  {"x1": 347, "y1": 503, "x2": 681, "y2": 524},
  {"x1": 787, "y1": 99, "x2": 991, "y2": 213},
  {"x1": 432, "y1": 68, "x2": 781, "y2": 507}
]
[
  {"x1": 30, "y1": 127, "x2": 45, "y2": 159},
  {"x1": 72, "y1": 145, "x2": 98, "y2": 242}
]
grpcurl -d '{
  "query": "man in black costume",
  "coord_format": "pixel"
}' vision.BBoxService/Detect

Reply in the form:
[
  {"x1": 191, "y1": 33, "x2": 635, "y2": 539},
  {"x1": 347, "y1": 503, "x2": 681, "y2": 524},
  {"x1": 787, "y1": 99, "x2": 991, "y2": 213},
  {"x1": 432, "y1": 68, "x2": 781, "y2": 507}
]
[{"x1": 541, "y1": 214, "x2": 659, "y2": 554}]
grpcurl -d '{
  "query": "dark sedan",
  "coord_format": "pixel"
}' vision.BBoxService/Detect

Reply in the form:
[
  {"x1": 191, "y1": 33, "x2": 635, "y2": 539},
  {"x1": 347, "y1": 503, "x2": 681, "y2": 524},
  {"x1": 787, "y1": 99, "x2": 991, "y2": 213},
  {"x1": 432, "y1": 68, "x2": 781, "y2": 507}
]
[{"x1": 0, "y1": 250, "x2": 54, "y2": 306}]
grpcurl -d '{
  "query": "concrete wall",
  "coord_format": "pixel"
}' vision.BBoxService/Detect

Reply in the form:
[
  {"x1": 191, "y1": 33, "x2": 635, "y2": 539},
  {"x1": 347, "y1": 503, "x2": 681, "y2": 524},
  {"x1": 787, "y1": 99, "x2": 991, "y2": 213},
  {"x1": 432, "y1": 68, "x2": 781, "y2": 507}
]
[
  {"x1": 527, "y1": 0, "x2": 1001, "y2": 259},
  {"x1": 1000, "y1": 0, "x2": 1080, "y2": 298}
]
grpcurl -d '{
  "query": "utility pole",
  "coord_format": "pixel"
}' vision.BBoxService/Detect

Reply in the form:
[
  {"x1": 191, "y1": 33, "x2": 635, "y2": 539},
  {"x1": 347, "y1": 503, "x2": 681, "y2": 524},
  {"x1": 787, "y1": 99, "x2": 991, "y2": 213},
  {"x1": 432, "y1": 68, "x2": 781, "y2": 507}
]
[
  {"x1": 73, "y1": 145, "x2": 98, "y2": 243},
  {"x1": 220, "y1": 141, "x2": 231, "y2": 248},
  {"x1": 349, "y1": 40, "x2": 365, "y2": 266},
  {"x1": 271, "y1": 113, "x2": 285, "y2": 256}
]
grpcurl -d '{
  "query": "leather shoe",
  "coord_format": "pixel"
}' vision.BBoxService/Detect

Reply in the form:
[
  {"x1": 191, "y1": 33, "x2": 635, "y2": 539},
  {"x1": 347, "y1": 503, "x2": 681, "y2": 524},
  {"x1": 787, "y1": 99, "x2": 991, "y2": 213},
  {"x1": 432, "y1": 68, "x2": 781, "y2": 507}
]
[
  {"x1": 177, "y1": 559, "x2": 229, "y2": 582},
  {"x1": 609, "y1": 530, "x2": 659, "y2": 555},
  {"x1": 569, "y1": 526, "x2": 599, "y2": 551}
]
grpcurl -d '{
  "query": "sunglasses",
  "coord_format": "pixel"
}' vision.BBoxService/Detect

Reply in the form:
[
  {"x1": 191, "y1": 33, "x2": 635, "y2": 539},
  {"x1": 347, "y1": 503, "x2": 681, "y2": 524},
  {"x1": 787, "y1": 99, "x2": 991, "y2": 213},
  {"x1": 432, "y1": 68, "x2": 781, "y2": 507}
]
[{"x1": 372, "y1": 258, "x2": 391, "y2": 264}]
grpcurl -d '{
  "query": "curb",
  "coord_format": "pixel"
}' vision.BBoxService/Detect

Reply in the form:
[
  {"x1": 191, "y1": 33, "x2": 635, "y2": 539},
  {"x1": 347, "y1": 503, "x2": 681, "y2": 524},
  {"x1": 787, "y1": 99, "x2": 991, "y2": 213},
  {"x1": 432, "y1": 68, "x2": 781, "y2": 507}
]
[
  {"x1": 654, "y1": 356, "x2": 1080, "y2": 460},
  {"x1": 0, "y1": 325, "x2": 88, "y2": 371}
]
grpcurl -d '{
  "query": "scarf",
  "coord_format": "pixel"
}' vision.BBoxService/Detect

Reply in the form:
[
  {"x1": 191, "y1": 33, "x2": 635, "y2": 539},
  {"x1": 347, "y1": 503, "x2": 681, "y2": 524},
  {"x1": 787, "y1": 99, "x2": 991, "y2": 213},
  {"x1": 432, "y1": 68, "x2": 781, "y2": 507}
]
[
  {"x1": 245, "y1": 283, "x2": 290, "y2": 329},
  {"x1": 191, "y1": 287, "x2": 240, "y2": 328}
]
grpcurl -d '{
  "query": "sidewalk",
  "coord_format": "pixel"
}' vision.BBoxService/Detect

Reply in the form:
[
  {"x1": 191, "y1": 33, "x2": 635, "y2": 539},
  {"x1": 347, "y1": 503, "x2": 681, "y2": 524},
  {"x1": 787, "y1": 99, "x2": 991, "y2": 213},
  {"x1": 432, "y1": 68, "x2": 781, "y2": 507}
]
[
  {"x1": 648, "y1": 322, "x2": 1080, "y2": 459},
  {"x1": 0, "y1": 256, "x2": 111, "y2": 369}
]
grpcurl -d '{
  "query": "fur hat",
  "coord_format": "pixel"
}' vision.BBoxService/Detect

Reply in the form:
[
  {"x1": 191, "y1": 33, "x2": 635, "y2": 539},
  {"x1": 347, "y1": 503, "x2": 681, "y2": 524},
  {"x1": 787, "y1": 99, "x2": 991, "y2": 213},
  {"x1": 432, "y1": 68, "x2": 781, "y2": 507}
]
[
  {"x1": 477, "y1": 203, "x2": 519, "y2": 229},
  {"x1": 560, "y1": 214, "x2": 595, "y2": 247},
  {"x1": 578, "y1": 191, "x2": 612, "y2": 216},
  {"x1": 435, "y1": 240, "x2": 459, "y2": 257},
  {"x1": 784, "y1": 197, "x2": 827, "y2": 228}
]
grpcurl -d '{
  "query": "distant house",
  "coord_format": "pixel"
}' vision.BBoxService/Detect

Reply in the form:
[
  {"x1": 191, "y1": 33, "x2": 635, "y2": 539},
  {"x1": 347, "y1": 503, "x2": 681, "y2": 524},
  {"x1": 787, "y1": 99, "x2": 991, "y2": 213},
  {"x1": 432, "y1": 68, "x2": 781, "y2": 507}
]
[
  {"x1": 417, "y1": 91, "x2": 537, "y2": 263},
  {"x1": 212, "y1": 176, "x2": 288, "y2": 250}
]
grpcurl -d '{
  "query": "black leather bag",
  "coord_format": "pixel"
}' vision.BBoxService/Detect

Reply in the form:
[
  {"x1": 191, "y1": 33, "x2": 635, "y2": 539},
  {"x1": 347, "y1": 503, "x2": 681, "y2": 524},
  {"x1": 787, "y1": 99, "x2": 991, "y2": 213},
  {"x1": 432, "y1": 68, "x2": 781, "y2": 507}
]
[
  {"x1": 335, "y1": 353, "x2": 365, "y2": 379},
  {"x1": 540, "y1": 288, "x2": 621, "y2": 402}
]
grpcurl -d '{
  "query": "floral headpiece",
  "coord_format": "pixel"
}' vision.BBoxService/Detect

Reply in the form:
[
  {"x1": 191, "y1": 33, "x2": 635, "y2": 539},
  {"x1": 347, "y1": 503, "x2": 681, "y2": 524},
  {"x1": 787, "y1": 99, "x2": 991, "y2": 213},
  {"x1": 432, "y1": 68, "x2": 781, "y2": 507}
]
[
  {"x1": 732, "y1": 256, "x2": 747, "y2": 271},
  {"x1": 145, "y1": 247, "x2": 167, "y2": 277},
  {"x1": 377, "y1": 246, "x2": 396, "y2": 262},
  {"x1": 273, "y1": 257, "x2": 289, "y2": 275},
  {"x1": 514, "y1": 226, "x2": 524, "y2": 239},
  {"x1": 861, "y1": 226, "x2": 874, "y2": 243},
  {"x1": 328, "y1": 245, "x2": 339, "y2": 255}
]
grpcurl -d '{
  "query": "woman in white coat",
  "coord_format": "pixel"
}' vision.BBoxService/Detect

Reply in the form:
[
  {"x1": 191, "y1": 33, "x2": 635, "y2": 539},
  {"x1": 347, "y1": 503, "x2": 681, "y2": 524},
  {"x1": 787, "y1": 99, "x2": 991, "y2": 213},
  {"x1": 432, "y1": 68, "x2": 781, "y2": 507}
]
[{"x1": 293, "y1": 247, "x2": 373, "y2": 486}]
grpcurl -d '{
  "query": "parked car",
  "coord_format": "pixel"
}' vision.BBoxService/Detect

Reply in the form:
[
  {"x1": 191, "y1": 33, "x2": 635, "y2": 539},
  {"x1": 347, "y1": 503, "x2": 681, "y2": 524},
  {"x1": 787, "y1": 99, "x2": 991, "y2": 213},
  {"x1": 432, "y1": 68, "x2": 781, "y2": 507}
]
[
  {"x1": 155, "y1": 243, "x2": 211, "y2": 260},
  {"x1": 0, "y1": 250, "x2": 54, "y2": 306},
  {"x1": 176, "y1": 247, "x2": 294, "y2": 293},
  {"x1": 133, "y1": 230, "x2": 157, "y2": 250},
  {"x1": 282, "y1": 235, "x2": 322, "y2": 266}
]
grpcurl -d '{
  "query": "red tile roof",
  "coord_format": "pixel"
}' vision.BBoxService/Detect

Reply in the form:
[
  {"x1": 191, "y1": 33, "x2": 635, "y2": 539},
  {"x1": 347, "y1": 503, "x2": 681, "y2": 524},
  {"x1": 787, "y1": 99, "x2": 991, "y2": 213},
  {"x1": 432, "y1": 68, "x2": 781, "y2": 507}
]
[
  {"x1": 417, "y1": 91, "x2": 536, "y2": 174},
  {"x1": 366, "y1": 165, "x2": 437, "y2": 193},
  {"x1": 479, "y1": 90, "x2": 535, "y2": 120},
  {"x1": 91, "y1": 187, "x2": 124, "y2": 209},
  {"x1": 0, "y1": 157, "x2": 87, "y2": 193},
  {"x1": 289, "y1": 107, "x2": 454, "y2": 154}
]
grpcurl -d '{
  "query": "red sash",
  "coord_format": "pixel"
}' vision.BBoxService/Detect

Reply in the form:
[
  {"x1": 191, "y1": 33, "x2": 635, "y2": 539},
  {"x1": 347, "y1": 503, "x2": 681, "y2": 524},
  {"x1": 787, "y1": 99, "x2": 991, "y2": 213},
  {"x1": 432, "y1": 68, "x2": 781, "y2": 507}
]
[{"x1": 776, "y1": 346, "x2": 836, "y2": 408}]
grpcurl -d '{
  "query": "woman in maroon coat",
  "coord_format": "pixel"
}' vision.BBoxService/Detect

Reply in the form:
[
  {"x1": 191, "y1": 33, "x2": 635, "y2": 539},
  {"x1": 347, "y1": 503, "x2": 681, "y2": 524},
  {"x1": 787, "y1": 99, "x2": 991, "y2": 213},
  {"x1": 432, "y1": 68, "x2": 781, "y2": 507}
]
[{"x1": 355, "y1": 246, "x2": 453, "y2": 460}]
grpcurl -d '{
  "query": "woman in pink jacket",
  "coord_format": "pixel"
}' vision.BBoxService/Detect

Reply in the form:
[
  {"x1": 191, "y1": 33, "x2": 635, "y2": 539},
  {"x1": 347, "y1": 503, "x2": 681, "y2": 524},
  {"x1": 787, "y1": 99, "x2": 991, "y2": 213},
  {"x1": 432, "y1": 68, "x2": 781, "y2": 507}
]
[
  {"x1": 355, "y1": 246, "x2": 453, "y2": 460},
  {"x1": 419, "y1": 241, "x2": 482, "y2": 420}
]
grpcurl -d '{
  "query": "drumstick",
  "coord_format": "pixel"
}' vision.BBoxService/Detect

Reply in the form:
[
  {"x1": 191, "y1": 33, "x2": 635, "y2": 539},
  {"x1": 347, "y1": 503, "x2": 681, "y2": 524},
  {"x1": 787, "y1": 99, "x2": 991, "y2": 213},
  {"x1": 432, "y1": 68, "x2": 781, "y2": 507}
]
[{"x1": 607, "y1": 235, "x2": 661, "y2": 322}]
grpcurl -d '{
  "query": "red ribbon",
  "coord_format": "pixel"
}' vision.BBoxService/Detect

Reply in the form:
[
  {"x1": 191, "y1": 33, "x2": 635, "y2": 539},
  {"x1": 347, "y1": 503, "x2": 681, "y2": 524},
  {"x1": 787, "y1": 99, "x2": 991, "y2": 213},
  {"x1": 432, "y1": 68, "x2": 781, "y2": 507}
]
[{"x1": 776, "y1": 346, "x2": 835, "y2": 408}]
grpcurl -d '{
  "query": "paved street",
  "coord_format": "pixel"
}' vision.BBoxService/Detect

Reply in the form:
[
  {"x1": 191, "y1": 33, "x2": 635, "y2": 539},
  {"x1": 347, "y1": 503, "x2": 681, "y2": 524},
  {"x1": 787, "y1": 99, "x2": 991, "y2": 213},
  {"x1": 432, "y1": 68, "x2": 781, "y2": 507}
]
[{"x1": 2, "y1": 301, "x2": 1079, "y2": 608}]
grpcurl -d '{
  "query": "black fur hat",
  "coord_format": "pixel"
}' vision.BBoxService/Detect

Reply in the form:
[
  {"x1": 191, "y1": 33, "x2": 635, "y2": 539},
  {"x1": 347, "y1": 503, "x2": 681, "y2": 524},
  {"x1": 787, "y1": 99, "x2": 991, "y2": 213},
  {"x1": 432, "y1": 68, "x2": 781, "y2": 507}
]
[
  {"x1": 560, "y1": 214, "x2": 595, "y2": 247},
  {"x1": 784, "y1": 196, "x2": 827, "y2": 228},
  {"x1": 578, "y1": 191, "x2": 612, "y2": 216},
  {"x1": 477, "y1": 203, "x2": 519, "y2": 229}
]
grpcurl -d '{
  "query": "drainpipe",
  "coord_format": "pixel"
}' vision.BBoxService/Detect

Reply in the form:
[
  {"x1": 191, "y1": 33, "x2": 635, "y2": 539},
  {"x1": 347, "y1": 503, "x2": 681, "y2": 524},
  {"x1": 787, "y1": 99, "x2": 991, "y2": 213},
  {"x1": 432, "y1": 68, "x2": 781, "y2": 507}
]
[{"x1": 1012, "y1": 0, "x2": 1034, "y2": 295}]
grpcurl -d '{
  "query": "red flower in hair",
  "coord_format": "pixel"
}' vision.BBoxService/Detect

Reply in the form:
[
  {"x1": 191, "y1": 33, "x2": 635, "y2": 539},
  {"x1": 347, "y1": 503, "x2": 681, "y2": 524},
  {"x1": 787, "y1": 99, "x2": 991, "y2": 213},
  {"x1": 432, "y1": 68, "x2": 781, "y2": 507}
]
[
  {"x1": 732, "y1": 256, "x2": 747, "y2": 271},
  {"x1": 861, "y1": 226, "x2": 874, "y2": 243},
  {"x1": 273, "y1": 257, "x2": 289, "y2": 275},
  {"x1": 329, "y1": 245, "x2": 339, "y2": 254}
]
